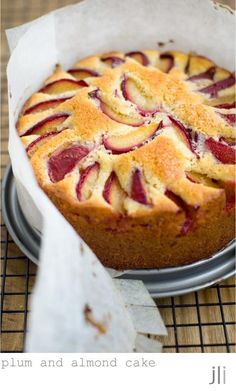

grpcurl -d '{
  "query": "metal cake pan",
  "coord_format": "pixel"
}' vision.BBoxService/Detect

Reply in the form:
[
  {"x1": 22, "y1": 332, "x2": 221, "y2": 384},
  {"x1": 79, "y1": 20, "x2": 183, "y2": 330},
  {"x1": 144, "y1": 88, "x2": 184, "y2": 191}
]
[{"x1": 2, "y1": 164, "x2": 235, "y2": 298}]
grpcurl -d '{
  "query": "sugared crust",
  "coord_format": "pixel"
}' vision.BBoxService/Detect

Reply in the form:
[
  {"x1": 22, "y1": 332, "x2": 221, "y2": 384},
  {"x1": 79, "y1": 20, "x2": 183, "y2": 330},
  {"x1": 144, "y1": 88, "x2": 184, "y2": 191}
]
[{"x1": 17, "y1": 49, "x2": 235, "y2": 269}]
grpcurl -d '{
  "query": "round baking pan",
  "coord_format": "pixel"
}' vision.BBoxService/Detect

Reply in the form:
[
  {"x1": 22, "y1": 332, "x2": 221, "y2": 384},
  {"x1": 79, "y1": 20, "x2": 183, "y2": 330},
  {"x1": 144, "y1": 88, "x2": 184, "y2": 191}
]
[{"x1": 2, "y1": 164, "x2": 235, "y2": 298}]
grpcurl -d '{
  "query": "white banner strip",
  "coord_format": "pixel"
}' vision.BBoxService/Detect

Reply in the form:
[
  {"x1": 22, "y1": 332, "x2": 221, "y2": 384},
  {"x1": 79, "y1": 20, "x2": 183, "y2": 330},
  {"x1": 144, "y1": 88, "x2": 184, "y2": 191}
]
[{"x1": 0, "y1": 353, "x2": 235, "y2": 390}]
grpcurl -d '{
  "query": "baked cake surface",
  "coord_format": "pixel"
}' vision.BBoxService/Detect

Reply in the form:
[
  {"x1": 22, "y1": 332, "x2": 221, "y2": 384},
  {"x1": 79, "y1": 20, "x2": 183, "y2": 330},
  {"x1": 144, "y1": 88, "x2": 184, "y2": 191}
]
[{"x1": 17, "y1": 50, "x2": 235, "y2": 269}]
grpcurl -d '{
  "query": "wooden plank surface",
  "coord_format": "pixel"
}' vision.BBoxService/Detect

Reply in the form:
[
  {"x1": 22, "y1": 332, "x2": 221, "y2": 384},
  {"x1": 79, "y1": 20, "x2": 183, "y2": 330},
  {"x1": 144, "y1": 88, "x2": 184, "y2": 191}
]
[{"x1": 1, "y1": 0, "x2": 235, "y2": 353}]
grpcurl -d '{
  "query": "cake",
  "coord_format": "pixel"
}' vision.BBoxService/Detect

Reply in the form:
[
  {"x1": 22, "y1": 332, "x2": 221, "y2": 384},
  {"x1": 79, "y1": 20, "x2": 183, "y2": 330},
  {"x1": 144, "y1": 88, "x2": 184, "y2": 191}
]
[{"x1": 17, "y1": 50, "x2": 235, "y2": 269}]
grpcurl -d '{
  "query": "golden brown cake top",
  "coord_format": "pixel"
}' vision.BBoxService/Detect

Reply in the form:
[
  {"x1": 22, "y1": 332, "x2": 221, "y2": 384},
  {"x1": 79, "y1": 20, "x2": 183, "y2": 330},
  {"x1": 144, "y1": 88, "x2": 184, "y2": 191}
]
[{"x1": 17, "y1": 50, "x2": 235, "y2": 227}]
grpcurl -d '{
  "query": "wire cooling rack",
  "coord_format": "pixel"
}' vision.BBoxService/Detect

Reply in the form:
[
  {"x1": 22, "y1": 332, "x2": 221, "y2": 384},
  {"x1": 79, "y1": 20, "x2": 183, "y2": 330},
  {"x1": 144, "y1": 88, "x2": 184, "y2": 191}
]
[{"x1": 1, "y1": 0, "x2": 236, "y2": 354}]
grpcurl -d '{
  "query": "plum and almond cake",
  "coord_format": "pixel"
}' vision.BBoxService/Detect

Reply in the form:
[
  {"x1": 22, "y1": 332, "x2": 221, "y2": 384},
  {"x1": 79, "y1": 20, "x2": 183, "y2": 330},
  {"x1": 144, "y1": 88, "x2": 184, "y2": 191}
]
[{"x1": 17, "y1": 50, "x2": 235, "y2": 269}]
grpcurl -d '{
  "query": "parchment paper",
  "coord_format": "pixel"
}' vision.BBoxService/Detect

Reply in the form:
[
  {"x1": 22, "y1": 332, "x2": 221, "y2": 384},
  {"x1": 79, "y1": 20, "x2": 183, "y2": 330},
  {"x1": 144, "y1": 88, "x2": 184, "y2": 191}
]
[{"x1": 6, "y1": 0, "x2": 234, "y2": 352}]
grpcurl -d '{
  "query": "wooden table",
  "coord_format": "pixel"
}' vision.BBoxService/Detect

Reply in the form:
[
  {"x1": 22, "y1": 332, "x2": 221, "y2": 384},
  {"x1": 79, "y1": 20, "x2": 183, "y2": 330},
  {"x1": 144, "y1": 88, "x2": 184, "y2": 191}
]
[{"x1": 1, "y1": 0, "x2": 235, "y2": 353}]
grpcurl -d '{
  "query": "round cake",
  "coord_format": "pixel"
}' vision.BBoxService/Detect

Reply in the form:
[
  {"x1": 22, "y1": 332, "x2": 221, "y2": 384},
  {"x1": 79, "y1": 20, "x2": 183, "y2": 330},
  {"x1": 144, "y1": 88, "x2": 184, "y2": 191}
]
[{"x1": 17, "y1": 50, "x2": 235, "y2": 269}]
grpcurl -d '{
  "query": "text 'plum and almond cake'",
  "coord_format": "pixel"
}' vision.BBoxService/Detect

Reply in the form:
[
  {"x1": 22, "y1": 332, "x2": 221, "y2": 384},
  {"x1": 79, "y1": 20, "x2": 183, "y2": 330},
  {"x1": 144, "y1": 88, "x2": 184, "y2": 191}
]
[{"x1": 17, "y1": 50, "x2": 235, "y2": 269}]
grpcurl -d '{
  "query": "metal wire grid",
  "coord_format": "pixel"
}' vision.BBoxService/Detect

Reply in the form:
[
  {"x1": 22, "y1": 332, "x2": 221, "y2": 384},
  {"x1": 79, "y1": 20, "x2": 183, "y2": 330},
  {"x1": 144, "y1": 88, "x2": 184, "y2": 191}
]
[
  {"x1": 1, "y1": 219, "x2": 236, "y2": 353},
  {"x1": 1, "y1": 228, "x2": 32, "y2": 352},
  {"x1": 1, "y1": 0, "x2": 236, "y2": 354},
  {"x1": 158, "y1": 287, "x2": 236, "y2": 353}
]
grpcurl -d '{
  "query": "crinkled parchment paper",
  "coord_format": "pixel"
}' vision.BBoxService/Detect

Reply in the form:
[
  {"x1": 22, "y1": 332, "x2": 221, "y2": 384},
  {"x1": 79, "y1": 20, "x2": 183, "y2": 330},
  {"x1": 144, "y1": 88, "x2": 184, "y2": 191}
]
[{"x1": 6, "y1": 0, "x2": 233, "y2": 352}]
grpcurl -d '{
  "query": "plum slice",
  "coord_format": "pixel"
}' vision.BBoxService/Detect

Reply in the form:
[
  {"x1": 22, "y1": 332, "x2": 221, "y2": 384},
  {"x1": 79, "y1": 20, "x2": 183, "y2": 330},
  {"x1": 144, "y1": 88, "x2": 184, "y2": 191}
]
[
  {"x1": 186, "y1": 173, "x2": 235, "y2": 211},
  {"x1": 103, "y1": 122, "x2": 163, "y2": 154},
  {"x1": 68, "y1": 68, "x2": 99, "y2": 80},
  {"x1": 131, "y1": 168, "x2": 150, "y2": 205},
  {"x1": 22, "y1": 113, "x2": 69, "y2": 136},
  {"x1": 121, "y1": 75, "x2": 160, "y2": 114},
  {"x1": 169, "y1": 116, "x2": 199, "y2": 157},
  {"x1": 219, "y1": 113, "x2": 236, "y2": 126},
  {"x1": 103, "y1": 171, "x2": 127, "y2": 210},
  {"x1": 205, "y1": 137, "x2": 236, "y2": 164},
  {"x1": 100, "y1": 101, "x2": 145, "y2": 127},
  {"x1": 103, "y1": 172, "x2": 116, "y2": 204},
  {"x1": 101, "y1": 56, "x2": 125, "y2": 68},
  {"x1": 88, "y1": 89, "x2": 145, "y2": 126},
  {"x1": 40, "y1": 79, "x2": 88, "y2": 94},
  {"x1": 214, "y1": 101, "x2": 236, "y2": 109},
  {"x1": 186, "y1": 174, "x2": 198, "y2": 184},
  {"x1": 165, "y1": 190, "x2": 198, "y2": 235},
  {"x1": 48, "y1": 145, "x2": 89, "y2": 183},
  {"x1": 24, "y1": 97, "x2": 71, "y2": 115},
  {"x1": 76, "y1": 162, "x2": 100, "y2": 201},
  {"x1": 125, "y1": 51, "x2": 149, "y2": 66},
  {"x1": 159, "y1": 53, "x2": 174, "y2": 73},
  {"x1": 187, "y1": 66, "x2": 216, "y2": 81},
  {"x1": 26, "y1": 131, "x2": 59, "y2": 154},
  {"x1": 209, "y1": 179, "x2": 236, "y2": 211},
  {"x1": 219, "y1": 136, "x2": 236, "y2": 146},
  {"x1": 222, "y1": 180, "x2": 236, "y2": 211},
  {"x1": 199, "y1": 75, "x2": 235, "y2": 97}
]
